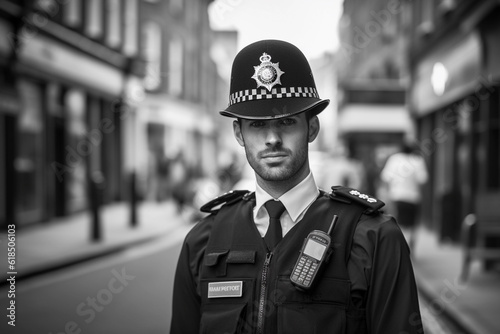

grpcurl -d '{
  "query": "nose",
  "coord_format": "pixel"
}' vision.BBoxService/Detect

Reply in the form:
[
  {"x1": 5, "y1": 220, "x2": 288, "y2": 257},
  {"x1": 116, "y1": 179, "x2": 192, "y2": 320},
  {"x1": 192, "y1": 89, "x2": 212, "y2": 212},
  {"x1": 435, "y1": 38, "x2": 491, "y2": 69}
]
[{"x1": 265, "y1": 126, "x2": 282, "y2": 147}]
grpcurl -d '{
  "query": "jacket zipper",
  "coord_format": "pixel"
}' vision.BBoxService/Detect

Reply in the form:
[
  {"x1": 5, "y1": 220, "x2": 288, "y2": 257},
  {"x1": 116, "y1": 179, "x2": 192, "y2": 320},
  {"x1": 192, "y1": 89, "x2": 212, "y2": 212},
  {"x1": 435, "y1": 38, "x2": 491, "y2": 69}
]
[{"x1": 257, "y1": 252, "x2": 273, "y2": 334}]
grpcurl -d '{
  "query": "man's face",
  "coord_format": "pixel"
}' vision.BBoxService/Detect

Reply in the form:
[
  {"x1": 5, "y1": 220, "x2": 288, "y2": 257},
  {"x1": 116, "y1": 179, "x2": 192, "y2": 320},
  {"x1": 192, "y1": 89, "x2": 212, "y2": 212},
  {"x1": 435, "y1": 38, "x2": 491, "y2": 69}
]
[{"x1": 233, "y1": 113, "x2": 319, "y2": 185}]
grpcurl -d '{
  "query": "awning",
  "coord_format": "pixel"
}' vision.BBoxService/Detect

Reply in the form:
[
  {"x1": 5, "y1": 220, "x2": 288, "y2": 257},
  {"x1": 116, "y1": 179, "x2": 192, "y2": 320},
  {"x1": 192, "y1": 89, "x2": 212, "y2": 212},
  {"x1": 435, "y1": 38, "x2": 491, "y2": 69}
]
[
  {"x1": 410, "y1": 31, "x2": 482, "y2": 116},
  {"x1": 18, "y1": 34, "x2": 124, "y2": 96},
  {"x1": 140, "y1": 94, "x2": 215, "y2": 135},
  {"x1": 338, "y1": 104, "x2": 412, "y2": 133}
]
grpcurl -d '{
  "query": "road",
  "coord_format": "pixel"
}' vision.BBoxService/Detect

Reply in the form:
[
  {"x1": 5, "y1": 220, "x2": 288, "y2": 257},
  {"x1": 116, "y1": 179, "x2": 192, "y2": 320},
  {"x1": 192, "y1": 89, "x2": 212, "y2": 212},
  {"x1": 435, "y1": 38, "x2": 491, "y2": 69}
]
[
  {"x1": 0, "y1": 227, "x2": 189, "y2": 334},
  {"x1": 0, "y1": 223, "x2": 466, "y2": 334}
]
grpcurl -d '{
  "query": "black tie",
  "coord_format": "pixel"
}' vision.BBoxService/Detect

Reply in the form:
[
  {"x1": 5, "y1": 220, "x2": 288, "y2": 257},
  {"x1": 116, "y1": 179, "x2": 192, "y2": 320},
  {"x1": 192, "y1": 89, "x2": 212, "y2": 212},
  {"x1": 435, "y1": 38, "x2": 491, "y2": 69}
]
[{"x1": 264, "y1": 200, "x2": 286, "y2": 250}]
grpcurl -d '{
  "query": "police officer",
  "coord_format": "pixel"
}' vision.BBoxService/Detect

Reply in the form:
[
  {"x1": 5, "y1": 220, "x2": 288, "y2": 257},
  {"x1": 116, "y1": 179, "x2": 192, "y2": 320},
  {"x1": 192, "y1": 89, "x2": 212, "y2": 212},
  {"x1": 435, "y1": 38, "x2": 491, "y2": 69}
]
[{"x1": 170, "y1": 40, "x2": 423, "y2": 334}]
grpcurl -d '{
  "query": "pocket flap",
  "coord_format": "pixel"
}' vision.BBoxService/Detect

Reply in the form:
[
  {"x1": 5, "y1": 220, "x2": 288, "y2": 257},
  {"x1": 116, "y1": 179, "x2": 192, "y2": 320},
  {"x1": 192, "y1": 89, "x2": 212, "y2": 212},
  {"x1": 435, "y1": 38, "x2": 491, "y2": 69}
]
[{"x1": 204, "y1": 250, "x2": 229, "y2": 266}]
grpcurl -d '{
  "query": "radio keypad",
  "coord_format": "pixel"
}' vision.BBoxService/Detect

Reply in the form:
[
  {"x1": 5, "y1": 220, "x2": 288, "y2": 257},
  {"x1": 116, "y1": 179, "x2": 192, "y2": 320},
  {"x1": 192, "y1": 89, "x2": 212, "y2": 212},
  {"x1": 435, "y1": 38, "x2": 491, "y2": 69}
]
[{"x1": 291, "y1": 256, "x2": 318, "y2": 287}]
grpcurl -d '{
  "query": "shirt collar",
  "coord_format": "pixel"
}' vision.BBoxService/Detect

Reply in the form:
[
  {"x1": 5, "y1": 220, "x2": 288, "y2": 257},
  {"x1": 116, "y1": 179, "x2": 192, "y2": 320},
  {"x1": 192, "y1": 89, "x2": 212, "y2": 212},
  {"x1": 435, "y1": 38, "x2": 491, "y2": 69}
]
[{"x1": 255, "y1": 172, "x2": 320, "y2": 222}]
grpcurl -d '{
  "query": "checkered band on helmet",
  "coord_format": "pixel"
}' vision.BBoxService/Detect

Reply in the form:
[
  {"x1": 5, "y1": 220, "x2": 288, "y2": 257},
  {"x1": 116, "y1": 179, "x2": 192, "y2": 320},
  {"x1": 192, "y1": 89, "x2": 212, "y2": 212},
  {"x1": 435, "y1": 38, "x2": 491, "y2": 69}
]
[
  {"x1": 229, "y1": 87, "x2": 319, "y2": 106},
  {"x1": 220, "y1": 40, "x2": 329, "y2": 120}
]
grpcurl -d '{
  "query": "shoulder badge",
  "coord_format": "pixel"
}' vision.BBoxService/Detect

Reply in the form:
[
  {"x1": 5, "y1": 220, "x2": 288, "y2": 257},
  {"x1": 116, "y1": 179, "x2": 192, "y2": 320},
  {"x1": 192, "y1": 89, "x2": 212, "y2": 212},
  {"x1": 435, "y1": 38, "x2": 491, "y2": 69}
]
[
  {"x1": 200, "y1": 190, "x2": 253, "y2": 213},
  {"x1": 328, "y1": 186, "x2": 385, "y2": 214}
]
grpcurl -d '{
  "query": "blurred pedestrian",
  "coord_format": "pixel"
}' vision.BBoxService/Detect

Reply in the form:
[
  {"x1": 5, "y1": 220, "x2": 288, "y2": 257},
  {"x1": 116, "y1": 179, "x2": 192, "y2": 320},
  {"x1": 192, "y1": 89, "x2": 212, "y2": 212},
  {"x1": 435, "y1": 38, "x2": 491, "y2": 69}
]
[
  {"x1": 170, "y1": 40, "x2": 423, "y2": 334},
  {"x1": 157, "y1": 153, "x2": 171, "y2": 201},
  {"x1": 170, "y1": 152, "x2": 190, "y2": 213},
  {"x1": 381, "y1": 140, "x2": 429, "y2": 251},
  {"x1": 217, "y1": 152, "x2": 243, "y2": 192}
]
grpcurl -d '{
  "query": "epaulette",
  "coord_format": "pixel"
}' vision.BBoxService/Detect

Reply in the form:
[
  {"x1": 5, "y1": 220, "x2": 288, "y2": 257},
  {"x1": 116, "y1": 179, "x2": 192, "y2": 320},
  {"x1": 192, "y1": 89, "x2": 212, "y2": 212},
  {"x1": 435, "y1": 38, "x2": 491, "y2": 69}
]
[
  {"x1": 328, "y1": 186, "x2": 385, "y2": 214},
  {"x1": 200, "y1": 190, "x2": 254, "y2": 213}
]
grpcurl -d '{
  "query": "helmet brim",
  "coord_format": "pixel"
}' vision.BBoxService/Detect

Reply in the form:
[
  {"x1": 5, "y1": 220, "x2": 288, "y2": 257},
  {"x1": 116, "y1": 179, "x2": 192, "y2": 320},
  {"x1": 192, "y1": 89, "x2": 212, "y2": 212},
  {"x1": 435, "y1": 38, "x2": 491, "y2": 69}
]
[{"x1": 220, "y1": 97, "x2": 330, "y2": 120}]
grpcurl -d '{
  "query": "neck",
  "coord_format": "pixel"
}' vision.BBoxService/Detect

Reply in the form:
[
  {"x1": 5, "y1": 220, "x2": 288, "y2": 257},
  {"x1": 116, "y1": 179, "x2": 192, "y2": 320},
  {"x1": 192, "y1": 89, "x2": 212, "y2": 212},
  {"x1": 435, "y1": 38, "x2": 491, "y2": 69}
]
[{"x1": 256, "y1": 164, "x2": 310, "y2": 199}]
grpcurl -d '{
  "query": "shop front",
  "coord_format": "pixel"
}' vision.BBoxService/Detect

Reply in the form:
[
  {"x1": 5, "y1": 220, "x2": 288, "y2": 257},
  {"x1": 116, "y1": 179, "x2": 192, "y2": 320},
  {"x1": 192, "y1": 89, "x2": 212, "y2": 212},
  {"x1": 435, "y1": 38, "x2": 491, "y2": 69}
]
[
  {"x1": 409, "y1": 24, "x2": 500, "y2": 241},
  {"x1": 7, "y1": 29, "x2": 135, "y2": 226}
]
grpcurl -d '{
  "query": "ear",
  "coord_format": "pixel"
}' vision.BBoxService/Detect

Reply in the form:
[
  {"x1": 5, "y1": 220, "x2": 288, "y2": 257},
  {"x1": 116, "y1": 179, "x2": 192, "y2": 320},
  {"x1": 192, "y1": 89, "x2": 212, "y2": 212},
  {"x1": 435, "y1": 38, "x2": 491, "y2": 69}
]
[
  {"x1": 233, "y1": 120, "x2": 245, "y2": 147},
  {"x1": 308, "y1": 115, "x2": 320, "y2": 143}
]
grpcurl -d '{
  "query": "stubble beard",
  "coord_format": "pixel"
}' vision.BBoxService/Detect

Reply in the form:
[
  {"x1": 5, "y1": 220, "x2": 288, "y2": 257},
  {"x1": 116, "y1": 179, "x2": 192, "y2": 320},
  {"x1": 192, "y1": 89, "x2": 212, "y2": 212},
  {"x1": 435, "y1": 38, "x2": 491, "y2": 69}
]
[{"x1": 245, "y1": 144, "x2": 309, "y2": 183}]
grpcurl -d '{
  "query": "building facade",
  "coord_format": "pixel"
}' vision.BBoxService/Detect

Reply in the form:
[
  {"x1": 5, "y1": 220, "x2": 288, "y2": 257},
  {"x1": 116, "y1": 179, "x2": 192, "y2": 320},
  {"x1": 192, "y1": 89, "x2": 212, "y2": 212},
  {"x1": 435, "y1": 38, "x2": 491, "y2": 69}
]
[
  {"x1": 336, "y1": 0, "x2": 413, "y2": 195},
  {"x1": 137, "y1": 0, "x2": 219, "y2": 202},
  {"x1": 407, "y1": 0, "x2": 500, "y2": 241},
  {"x1": 0, "y1": 0, "x2": 145, "y2": 228}
]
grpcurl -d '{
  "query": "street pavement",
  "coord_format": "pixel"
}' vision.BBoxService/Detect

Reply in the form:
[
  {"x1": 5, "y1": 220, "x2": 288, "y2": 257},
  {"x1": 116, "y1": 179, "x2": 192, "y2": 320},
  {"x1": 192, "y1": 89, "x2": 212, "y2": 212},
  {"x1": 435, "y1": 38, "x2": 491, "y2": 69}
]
[
  {"x1": 1, "y1": 225, "x2": 188, "y2": 334},
  {"x1": 412, "y1": 227, "x2": 500, "y2": 334},
  {"x1": 1, "y1": 200, "x2": 499, "y2": 333},
  {"x1": 0, "y1": 201, "x2": 194, "y2": 281}
]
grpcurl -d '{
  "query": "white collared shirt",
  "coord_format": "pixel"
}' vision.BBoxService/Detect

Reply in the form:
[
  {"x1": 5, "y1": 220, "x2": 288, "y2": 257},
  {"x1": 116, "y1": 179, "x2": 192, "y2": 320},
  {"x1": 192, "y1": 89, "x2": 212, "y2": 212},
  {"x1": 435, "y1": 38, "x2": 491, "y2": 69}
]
[{"x1": 254, "y1": 172, "x2": 320, "y2": 237}]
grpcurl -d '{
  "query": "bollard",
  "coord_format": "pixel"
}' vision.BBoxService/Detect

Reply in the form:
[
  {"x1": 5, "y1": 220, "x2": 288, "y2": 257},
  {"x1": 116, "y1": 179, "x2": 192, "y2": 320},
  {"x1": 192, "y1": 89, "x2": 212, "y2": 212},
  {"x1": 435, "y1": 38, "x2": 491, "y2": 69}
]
[
  {"x1": 130, "y1": 171, "x2": 138, "y2": 227},
  {"x1": 90, "y1": 171, "x2": 106, "y2": 242}
]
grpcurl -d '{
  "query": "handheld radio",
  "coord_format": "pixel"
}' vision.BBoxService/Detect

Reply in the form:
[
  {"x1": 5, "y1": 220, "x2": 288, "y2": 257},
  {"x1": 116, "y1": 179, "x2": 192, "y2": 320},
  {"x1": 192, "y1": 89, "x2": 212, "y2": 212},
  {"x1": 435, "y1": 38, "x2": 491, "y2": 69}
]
[{"x1": 290, "y1": 215, "x2": 338, "y2": 290}]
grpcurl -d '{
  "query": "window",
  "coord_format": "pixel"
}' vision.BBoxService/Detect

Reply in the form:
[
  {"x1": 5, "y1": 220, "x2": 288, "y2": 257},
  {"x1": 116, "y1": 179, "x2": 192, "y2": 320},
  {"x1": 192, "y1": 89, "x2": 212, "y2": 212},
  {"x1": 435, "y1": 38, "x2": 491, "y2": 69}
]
[
  {"x1": 123, "y1": 0, "x2": 138, "y2": 56},
  {"x1": 65, "y1": 89, "x2": 88, "y2": 212},
  {"x1": 142, "y1": 21, "x2": 162, "y2": 90},
  {"x1": 85, "y1": 0, "x2": 103, "y2": 38},
  {"x1": 15, "y1": 79, "x2": 45, "y2": 224},
  {"x1": 63, "y1": 0, "x2": 82, "y2": 28},
  {"x1": 473, "y1": 89, "x2": 500, "y2": 190},
  {"x1": 168, "y1": 38, "x2": 184, "y2": 96},
  {"x1": 417, "y1": 0, "x2": 435, "y2": 36},
  {"x1": 105, "y1": 0, "x2": 121, "y2": 48}
]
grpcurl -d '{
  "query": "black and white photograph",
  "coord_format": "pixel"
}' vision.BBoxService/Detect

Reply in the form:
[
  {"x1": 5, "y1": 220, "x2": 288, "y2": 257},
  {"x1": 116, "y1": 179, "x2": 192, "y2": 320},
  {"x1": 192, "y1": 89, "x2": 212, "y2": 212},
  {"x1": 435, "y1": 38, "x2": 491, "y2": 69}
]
[{"x1": 0, "y1": 0, "x2": 499, "y2": 333}]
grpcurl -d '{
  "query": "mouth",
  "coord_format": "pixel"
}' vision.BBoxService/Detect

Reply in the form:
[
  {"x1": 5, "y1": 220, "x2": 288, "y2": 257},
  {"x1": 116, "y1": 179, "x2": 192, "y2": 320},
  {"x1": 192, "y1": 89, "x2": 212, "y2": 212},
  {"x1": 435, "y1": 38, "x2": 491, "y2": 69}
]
[{"x1": 261, "y1": 152, "x2": 288, "y2": 163}]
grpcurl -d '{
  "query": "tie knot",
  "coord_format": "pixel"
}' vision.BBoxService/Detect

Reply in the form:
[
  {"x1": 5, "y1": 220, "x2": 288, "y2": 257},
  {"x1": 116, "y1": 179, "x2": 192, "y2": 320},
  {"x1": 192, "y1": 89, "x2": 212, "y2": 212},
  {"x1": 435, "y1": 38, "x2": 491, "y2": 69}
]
[{"x1": 264, "y1": 200, "x2": 286, "y2": 219}]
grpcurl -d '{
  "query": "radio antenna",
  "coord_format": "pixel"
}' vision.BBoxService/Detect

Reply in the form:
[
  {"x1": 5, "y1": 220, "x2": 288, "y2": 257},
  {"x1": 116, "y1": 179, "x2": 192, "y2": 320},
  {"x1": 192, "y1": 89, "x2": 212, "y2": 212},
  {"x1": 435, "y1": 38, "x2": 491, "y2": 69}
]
[{"x1": 327, "y1": 215, "x2": 338, "y2": 235}]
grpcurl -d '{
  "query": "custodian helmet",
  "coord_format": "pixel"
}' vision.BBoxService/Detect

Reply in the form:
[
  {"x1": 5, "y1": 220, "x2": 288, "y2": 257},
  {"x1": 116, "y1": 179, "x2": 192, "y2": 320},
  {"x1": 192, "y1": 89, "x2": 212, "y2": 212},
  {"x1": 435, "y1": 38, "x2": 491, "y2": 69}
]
[{"x1": 220, "y1": 39, "x2": 330, "y2": 120}]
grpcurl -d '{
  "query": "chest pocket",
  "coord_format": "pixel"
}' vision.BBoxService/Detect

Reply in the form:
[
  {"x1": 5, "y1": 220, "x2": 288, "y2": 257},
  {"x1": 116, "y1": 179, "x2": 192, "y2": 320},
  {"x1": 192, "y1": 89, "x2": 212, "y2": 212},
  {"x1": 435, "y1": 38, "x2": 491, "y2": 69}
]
[
  {"x1": 200, "y1": 278, "x2": 256, "y2": 334},
  {"x1": 275, "y1": 276, "x2": 351, "y2": 334},
  {"x1": 200, "y1": 250, "x2": 258, "y2": 334}
]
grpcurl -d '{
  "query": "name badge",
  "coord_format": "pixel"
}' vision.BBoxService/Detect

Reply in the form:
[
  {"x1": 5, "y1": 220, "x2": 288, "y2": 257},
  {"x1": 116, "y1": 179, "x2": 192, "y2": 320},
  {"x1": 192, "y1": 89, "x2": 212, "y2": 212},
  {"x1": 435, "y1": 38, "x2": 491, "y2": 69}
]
[{"x1": 207, "y1": 281, "x2": 243, "y2": 298}]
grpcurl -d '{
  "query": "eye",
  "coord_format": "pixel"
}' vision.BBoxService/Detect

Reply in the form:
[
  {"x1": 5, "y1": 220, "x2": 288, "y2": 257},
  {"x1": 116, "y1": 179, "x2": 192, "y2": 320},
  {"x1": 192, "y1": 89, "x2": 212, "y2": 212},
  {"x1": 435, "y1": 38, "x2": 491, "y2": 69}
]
[
  {"x1": 249, "y1": 121, "x2": 266, "y2": 128},
  {"x1": 280, "y1": 118, "x2": 296, "y2": 126}
]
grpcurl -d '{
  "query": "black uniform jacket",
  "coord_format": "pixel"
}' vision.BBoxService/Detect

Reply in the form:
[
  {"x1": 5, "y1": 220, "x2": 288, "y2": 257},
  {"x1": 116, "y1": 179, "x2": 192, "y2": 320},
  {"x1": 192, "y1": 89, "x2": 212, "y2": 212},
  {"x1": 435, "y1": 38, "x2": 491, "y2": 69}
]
[{"x1": 170, "y1": 188, "x2": 424, "y2": 334}]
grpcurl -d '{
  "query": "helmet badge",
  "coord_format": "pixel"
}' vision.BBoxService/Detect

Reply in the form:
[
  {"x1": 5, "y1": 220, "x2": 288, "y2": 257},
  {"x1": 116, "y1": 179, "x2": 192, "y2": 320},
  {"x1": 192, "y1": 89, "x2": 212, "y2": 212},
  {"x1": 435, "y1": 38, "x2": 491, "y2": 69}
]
[{"x1": 251, "y1": 53, "x2": 285, "y2": 91}]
